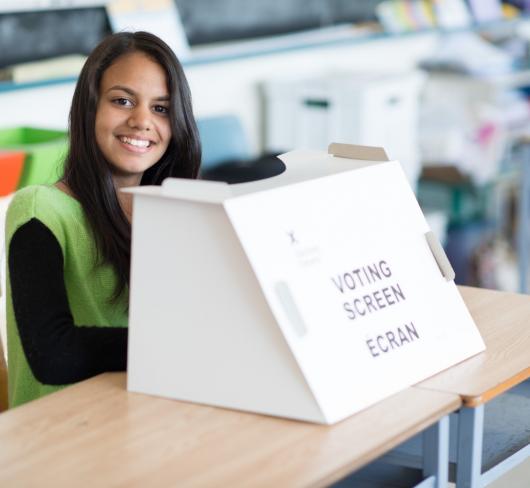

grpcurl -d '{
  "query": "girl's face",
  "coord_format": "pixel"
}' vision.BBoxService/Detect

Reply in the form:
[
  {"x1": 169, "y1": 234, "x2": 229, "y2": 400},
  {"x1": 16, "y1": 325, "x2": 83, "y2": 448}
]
[{"x1": 95, "y1": 51, "x2": 172, "y2": 188}]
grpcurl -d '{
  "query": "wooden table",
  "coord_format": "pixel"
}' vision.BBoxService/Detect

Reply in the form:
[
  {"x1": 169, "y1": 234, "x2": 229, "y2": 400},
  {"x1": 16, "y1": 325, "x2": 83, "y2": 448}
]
[
  {"x1": 419, "y1": 286, "x2": 530, "y2": 405},
  {"x1": 0, "y1": 373, "x2": 459, "y2": 487},
  {"x1": 3, "y1": 285, "x2": 526, "y2": 487},
  {"x1": 408, "y1": 286, "x2": 530, "y2": 487}
]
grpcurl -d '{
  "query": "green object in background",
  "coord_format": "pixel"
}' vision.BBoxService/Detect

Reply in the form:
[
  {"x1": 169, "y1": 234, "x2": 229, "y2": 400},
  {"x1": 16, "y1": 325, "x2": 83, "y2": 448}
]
[
  {"x1": 417, "y1": 180, "x2": 493, "y2": 227},
  {"x1": 0, "y1": 127, "x2": 68, "y2": 188}
]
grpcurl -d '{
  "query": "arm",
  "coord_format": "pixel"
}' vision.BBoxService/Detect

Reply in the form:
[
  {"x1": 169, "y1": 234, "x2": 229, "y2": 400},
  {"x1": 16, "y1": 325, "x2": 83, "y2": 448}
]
[{"x1": 8, "y1": 218, "x2": 127, "y2": 385}]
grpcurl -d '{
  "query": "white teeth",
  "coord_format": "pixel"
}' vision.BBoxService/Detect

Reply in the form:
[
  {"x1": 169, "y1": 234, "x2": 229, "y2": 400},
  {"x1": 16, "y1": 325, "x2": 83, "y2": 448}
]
[{"x1": 120, "y1": 136, "x2": 151, "y2": 148}]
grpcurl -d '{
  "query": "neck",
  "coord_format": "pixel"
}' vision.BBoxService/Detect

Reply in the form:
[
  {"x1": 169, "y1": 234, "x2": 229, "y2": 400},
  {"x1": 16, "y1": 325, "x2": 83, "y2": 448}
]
[
  {"x1": 112, "y1": 174, "x2": 141, "y2": 223},
  {"x1": 118, "y1": 192, "x2": 133, "y2": 223}
]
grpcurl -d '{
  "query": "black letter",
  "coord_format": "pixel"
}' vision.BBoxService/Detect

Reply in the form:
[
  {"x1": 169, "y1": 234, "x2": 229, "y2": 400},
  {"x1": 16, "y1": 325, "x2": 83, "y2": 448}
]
[
  {"x1": 343, "y1": 302, "x2": 355, "y2": 320},
  {"x1": 398, "y1": 327, "x2": 410, "y2": 344},
  {"x1": 331, "y1": 276, "x2": 344, "y2": 293},
  {"x1": 366, "y1": 339, "x2": 379, "y2": 357},
  {"x1": 386, "y1": 331, "x2": 400, "y2": 349},
  {"x1": 382, "y1": 287, "x2": 395, "y2": 305},
  {"x1": 373, "y1": 290, "x2": 385, "y2": 309},
  {"x1": 343, "y1": 273, "x2": 356, "y2": 290},
  {"x1": 376, "y1": 335, "x2": 389, "y2": 352},
  {"x1": 352, "y1": 268, "x2": 364, "y2": 287},
  {"x1": 380, "y1": 260, "x2": 392, "y2": 278},
  {"x1": 405, "y1": 322, "x2": 420, "y2": 340},
  {"x1": 363, "y1": 267, "x2": 371, "y2": 284},
  {"x1": 391, "y1": 283, "x2": 406, "y2": 302},
  {"x1": 363, "y1": 294, "x2": 377, "y2": 313},
  {"x1": 353, "y1": 298, "x2": 366, "y2": 316},
  {"x1": 368, "y1": 264, "x2": 381, "y2": 281}
]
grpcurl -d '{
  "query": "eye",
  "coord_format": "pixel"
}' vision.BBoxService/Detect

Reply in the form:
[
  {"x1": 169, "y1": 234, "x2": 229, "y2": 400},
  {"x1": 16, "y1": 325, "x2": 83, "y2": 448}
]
[
  {"x1": 112, "y1": 97, "x2": 133, "y2": 107},
  {"x1": 153, "y1": 105, "x2": 169, "y2": 115}
]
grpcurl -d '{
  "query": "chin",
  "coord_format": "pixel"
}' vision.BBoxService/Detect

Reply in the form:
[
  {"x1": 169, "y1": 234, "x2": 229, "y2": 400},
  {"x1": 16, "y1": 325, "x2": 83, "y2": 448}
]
[{"x1": 117, "y1": 160, "x2": 158, "y2": 175}]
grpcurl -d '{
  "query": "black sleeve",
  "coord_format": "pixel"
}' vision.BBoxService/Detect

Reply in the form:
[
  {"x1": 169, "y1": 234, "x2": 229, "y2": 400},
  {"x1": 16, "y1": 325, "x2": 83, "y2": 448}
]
[{"x1": 8, "y1": 218, "x2": 128, "y2": 385}]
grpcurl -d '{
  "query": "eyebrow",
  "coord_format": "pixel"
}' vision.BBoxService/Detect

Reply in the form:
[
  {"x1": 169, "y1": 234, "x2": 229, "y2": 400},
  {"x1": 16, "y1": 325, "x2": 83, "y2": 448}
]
[{"x1": 107, "y1": 85, "x2": 170, "y2": 101}]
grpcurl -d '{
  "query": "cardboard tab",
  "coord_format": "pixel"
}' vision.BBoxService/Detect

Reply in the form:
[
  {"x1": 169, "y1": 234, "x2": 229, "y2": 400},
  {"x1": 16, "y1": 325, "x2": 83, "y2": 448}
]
[
  {"x1": 161, "y1": 177, "x2": 231, "y2": 203},
  {"x1": 328, "y1": 142, "x2": 389, "y2": 162},
  {"x1": 425, "y1": 231, "x2": 456, "y2": 281}
]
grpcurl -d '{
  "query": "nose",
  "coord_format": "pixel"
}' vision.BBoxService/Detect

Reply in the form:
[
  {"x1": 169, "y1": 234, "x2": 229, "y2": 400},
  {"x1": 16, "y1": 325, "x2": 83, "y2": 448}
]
[{"x1": 127, "y1": 104, "x2": 152, "y2": 131}]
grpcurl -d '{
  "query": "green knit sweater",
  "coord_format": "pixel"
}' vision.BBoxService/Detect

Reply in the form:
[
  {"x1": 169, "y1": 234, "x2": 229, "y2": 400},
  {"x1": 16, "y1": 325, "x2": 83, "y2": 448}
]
[{"x1": 6, "y1": 185, "x2": 128, "y2": 407}]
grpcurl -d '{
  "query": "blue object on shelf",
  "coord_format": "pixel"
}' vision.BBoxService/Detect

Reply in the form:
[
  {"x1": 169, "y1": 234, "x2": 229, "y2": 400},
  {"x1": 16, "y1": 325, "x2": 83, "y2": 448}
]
[
  {"x1": 196, "y1": 115, "x2": 251, "y2": 171},
  {"x1": 196, "y1": 114, "x2": 285, "y2": 184}
]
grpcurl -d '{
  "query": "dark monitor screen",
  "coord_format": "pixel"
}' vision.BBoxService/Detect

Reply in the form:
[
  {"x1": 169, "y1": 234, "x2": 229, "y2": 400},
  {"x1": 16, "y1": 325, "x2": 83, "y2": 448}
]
[
  {"x1": 175, "y1": 0, "x2": 383, "y2": 45},
  {"x1": 0, "y1": 7, "x2": 111, "y2": 69}
]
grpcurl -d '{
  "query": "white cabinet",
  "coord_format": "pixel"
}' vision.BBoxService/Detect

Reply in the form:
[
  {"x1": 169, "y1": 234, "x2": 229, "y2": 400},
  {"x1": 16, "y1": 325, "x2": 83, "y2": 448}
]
[{"x1": 263, "y1": 71, "x2": 426, "y2": 185}]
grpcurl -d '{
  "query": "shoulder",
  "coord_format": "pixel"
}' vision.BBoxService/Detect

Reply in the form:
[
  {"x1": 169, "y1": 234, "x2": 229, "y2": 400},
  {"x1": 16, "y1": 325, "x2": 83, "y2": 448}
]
[{"x1": 6, "y1": 185, "x2": 83, "y2": 245}]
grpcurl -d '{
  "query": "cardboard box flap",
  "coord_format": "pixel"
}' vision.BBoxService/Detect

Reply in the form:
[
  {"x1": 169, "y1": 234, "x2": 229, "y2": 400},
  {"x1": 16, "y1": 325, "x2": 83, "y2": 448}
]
[
  {"x1": 328, "y1": 142, "x2": 389, "y2": 162},
  {"x1": 230, "y1": 145, "x2": 386, "y2": 196},
  {"x1": 267, "y1": 144, "x2": 391, "y2": 189},
  {"x1": 161, "y1": 178, "x2": 232, "y2": 202},
  {"x1": 230, "y1": 150, "x2": 353, "y2": 196},
  {"x1": 125, "y1": 143, "x2": 390, "y2": 203},
  {"x1": 121, "y1": 186, "x2": 163, "y2": 197},
  {"x1": 122, "y1": 179, "x2": 232, "y2": 203}
]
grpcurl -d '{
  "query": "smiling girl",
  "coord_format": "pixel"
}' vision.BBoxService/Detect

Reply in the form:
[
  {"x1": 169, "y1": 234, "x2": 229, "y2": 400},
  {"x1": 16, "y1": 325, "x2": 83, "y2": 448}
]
[{"x1": 5, "y1": 32, "x2": 201, "y2": 407}]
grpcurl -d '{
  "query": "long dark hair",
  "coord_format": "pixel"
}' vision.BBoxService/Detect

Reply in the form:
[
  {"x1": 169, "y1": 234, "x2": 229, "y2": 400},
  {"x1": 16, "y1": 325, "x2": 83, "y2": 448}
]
[{"x1": 63, "y1": 31, "x2": 201, "y2": 302}]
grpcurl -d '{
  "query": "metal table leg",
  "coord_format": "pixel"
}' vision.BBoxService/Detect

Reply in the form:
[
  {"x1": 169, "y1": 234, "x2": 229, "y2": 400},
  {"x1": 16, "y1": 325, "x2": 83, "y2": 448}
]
[
  {"x1": 518, "y1": 143, "x2": 530, "y2": 293},
  {"x1": 423, "y1": 415, "x2": 450, "y2": 488},
  {"x1": 455, "y1": 405, "x2": 484, "y2": 488}
]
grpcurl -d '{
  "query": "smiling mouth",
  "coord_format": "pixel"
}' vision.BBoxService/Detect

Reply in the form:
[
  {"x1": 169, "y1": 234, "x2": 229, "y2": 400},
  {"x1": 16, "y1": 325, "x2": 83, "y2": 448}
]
[{"x1": 118, "y1": 136, "x2": 153, "y2": 148}]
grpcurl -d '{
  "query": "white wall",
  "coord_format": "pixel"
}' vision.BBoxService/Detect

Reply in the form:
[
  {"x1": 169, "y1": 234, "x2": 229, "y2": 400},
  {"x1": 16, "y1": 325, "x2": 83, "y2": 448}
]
[{"x1": 0, "y1": 83, "x2": 76, "y2": 130}]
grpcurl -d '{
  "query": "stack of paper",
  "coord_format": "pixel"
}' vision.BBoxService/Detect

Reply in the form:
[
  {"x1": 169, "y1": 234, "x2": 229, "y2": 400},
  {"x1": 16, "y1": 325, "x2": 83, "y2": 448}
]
[{"x1": 0, "y1": 55, "x2": 87, "y2": 83}]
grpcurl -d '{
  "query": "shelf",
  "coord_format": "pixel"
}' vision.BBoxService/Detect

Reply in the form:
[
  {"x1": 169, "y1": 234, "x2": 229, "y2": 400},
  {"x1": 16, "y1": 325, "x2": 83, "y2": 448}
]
[{"x1": 1, "y1": 15, "x2": 529, "y2": 94}]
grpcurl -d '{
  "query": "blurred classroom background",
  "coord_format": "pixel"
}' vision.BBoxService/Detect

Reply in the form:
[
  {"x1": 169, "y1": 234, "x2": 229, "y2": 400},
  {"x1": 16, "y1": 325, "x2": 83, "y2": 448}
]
[
  {"x1": 2, "y1": 2, "x2": 530, "y2": 485},
  {"x1": 3, "y1": 0, "x2": 530, "y2": 296}
]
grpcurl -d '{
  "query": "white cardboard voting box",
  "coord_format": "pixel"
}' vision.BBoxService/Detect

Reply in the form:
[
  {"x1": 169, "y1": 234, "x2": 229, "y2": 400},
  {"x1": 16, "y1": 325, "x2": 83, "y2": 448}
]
[{"x1": 125, "y1": 143, "x2": 485, "y2": 425}]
